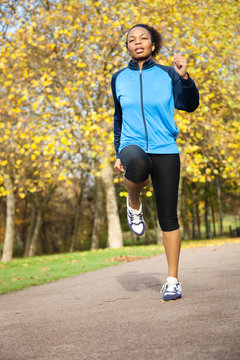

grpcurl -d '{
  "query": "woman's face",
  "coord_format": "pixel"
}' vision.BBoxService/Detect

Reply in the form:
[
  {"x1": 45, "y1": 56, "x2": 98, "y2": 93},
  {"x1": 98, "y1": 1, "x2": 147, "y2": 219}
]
[{"x1": 127, "y1": 27, "x2": 155, "y2": 62}]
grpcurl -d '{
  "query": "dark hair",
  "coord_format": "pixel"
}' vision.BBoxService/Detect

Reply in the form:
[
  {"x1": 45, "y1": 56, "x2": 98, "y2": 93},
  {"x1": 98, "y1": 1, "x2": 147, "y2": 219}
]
[{"x1": 126, "y1": 24, "x2": 162, "y2": 57}]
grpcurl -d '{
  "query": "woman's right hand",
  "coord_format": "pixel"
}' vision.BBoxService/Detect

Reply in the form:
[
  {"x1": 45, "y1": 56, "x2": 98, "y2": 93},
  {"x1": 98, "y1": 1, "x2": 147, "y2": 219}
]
[{"x1": 114, "y1": 158, "x2": 125, "y2": 173}]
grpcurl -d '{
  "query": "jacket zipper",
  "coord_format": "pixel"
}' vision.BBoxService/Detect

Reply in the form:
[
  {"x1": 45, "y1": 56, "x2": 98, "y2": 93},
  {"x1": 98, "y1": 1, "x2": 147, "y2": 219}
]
[{"x1": 139, "y1": 69, "x2": 148, "y2": 152}]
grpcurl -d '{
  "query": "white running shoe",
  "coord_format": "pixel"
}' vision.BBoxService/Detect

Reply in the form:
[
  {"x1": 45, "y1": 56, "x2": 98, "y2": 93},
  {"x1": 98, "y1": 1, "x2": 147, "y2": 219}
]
[
  {"x1": 160, "y1": 277, "x2": 182, "y2": 301},
  {"x1": 126, "y1": 195, "x2": 145, "y2": 236}
]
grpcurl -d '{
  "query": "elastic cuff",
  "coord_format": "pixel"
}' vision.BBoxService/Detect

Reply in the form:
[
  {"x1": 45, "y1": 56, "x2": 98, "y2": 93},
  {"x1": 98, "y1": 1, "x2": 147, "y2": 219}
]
[
  {"x1": 161, "y1": 224, "x2": 180, "y2": 232},
  {"x1": 180, "y1": 74, "x2": 194, "y2": 87}
]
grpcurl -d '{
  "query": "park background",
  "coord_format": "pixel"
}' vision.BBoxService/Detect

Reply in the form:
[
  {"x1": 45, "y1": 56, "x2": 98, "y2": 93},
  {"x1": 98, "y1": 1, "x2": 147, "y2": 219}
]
[{"x1": 0, "y1": 0, "x2": 239, "y2": 264}]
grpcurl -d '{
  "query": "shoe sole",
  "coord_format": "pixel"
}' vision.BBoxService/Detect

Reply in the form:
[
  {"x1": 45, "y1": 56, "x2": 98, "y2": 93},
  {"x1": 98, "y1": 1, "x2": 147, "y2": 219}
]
[
  {"x1": 127, "y1": 218, "x2": 145, "y2": 236},
  {"x1": 163, "y1": 294, "x2": 182, "y2": 301}
]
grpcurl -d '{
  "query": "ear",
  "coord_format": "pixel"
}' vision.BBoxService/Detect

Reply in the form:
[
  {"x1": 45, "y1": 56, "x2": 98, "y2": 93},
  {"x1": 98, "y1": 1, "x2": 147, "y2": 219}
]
[{"x1": 152, "y1": 43, "x2": 155, "y2": 52}]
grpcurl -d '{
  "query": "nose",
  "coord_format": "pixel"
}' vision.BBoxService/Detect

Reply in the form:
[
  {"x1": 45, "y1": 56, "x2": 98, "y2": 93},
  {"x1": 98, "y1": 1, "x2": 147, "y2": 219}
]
[{"x1": 134, "y1": 37, "x2": 142, "y2": 45}]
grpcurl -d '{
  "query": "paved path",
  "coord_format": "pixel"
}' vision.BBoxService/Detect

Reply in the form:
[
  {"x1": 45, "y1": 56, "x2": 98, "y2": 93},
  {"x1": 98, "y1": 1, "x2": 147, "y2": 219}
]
[{"x1": 0, "y1": 242, "x2": 240, "y2": 360}]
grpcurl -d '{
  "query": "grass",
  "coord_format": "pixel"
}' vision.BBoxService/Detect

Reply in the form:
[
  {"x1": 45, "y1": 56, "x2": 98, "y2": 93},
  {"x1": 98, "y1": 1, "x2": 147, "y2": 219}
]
[{"x1": 0, "y1": 238, "x2": 239, "y2": 295}]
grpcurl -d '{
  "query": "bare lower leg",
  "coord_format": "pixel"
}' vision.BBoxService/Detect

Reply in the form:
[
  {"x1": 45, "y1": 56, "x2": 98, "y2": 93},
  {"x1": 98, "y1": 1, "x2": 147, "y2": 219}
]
[
  {"x1": 162, "y1": 228, "x2": 181, "y2": 279},
  {"x1": 123, "y1": 176, "x2": 149, "y2": 210}
]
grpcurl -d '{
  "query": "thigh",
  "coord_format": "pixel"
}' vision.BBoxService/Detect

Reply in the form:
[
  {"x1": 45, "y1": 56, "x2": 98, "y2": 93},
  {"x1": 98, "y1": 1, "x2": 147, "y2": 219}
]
[
  {"x1": 150, "y1": 154, "x2": 180, "y2": 229},
  {"x1": 120, "y1": 145, "x2": 152, "y2": 183}
]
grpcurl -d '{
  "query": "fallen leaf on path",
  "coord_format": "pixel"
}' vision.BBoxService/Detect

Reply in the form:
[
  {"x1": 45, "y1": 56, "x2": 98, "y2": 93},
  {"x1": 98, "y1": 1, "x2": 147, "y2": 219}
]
[{"x1": 106, "y1": 255, "x2": 146, "y2": 263}]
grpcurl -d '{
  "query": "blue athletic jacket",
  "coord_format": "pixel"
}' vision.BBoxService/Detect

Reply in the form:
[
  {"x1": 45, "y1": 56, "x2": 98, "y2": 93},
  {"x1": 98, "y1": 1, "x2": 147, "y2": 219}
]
[{"x1": 111, "y1": 58, "x2": 199, "y2": 158}]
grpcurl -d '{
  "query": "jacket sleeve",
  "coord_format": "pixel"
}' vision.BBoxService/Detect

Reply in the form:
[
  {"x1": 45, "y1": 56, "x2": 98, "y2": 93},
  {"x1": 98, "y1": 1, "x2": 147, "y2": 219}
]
[
  {"x1": 111, "y1": 72, "x2": 122, "y2": 158},
  {"x1": 169, "y1": 68, "x2": 199, "y2": 112}
]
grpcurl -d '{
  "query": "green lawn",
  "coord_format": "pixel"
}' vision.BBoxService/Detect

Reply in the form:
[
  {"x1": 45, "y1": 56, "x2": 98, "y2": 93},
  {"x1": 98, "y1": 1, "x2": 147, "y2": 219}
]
[{"x1": 0, "y1": 238, "x2": 239, "y2": 294}]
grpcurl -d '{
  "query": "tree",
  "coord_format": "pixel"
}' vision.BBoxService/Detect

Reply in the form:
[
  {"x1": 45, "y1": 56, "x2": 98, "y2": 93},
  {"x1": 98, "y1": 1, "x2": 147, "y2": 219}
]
[{"x1": 1, "y1": 0, "x2": 239, "y2": 258}]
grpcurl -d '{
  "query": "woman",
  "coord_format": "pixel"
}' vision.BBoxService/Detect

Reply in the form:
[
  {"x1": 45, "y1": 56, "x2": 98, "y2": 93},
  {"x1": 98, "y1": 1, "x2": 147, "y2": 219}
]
[{"x1": 111, "y1": 24, "x2": 199, "y2": 301}]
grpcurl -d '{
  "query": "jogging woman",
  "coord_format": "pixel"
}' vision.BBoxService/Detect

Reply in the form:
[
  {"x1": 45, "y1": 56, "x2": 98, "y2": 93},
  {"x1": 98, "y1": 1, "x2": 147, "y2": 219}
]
[{"x1": 111, "y1": 24, "x2": 199, "y2": 301}]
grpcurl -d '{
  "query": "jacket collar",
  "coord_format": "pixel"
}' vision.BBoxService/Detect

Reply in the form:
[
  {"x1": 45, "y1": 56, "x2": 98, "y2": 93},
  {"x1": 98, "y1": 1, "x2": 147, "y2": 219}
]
[{"x1": 128, "y1": 58, "x2": 156, "y2": 70}]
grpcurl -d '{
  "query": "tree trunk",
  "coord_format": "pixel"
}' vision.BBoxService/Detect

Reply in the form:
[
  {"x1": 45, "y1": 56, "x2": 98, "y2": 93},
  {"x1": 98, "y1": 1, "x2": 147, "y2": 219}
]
[
  {"x1": 180, "y1": 177, "x2": 190, "y2": 240},
  {"x1": 191, "y1": 183, "x2": 198, "y2": 239},
  {"x1": 210, "y1": 188, "x2": 216, "y2": 237},
  {"x1": 146, "y1": 196, "x2": 162, "y2": 244},
  {"x1": 40, "y1": 220, "x2": 53, "y2": 254},
  {"x1": 101, "y1": 162, "x2": 123, "y2": 248},
  {"x1": 26, "y1": 188, "x2": 55, "y2": 257},
  {"x1": 24, "y1": 202, "x2": 36, "y2": 257},
  {"x1": 70, "y1": 192, "x2": 82, "y2": 252},
  {"x1": 196, "y1": 202, "x2": 201, "y2": 239},
  {"x1": 69, "y1": 176, "x2": 87, "y2": 252},
  {"x1": 155, "y1": 215, "x2": 163, "y2": 245},
  {"x1": 21, "y1": 197, "x2": 28, "y2": 253},
  {"x1": 0, "y1": 199, "x2": 3, "y2": 259},
  {"x1": 215, "y1": 176, "x2": 224, "y2": 235},
  {"x1": 2, "y1": 177, "x2": 15, "y2": 263},
  {"x1": 191, "y1": 183, "x2": 201, "y2": 239},
  {"x1": 28, "y1": 207, "x2": 43, "y2": 257},
  {"x1": 204, "y1": 182, "x2": 213, "y2": 239},
  {"x1": 91, "y1": 176, "x2": 103, "y2": 250}
]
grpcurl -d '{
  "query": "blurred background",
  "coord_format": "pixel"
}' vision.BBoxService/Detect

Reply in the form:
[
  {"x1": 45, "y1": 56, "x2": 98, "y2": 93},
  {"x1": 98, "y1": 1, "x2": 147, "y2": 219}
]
[{"x1": 0, "y1": 0, "x2": 239, "y2": 262}]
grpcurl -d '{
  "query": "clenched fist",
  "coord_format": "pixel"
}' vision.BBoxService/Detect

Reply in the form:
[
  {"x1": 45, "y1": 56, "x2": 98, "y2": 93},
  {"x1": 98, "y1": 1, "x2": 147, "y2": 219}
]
[
  {"x1": 114, "y1": 158, "x2": 125, "y2": 173},
  {"x1": 174, "y1": 54, "x2": 188, "y2": 79}
]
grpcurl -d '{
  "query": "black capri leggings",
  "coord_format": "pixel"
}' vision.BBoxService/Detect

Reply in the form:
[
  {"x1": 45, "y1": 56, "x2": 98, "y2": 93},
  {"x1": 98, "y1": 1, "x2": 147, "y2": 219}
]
[{"x1": 120, "y1": 145, "x2": 180, "y2": 232}]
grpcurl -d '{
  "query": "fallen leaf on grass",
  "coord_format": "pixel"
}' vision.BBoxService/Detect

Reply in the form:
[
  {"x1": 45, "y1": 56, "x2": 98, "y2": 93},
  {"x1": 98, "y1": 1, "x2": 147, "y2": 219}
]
[
  {"x1": 12, "y1": 277, "x2": 23, "y2": 282},
  {"x1": 41, "y1": 267, "x2": 49, "y2": 272},
  {"x1": 72, "y1": 260, "x2": 78, "y2": 263},
  {"x1": 30, "y1": 276, "x2": 39, "y2": 279}
]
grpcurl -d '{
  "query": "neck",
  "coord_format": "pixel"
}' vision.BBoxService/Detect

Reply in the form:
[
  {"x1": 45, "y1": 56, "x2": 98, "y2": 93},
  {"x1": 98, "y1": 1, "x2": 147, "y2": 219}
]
[
  {"x1": 134, "y1": 56, "x2": 152, "y2": 70},
  {"x1": 138, "y1": 61, "x2": 144, "y2": 71}
]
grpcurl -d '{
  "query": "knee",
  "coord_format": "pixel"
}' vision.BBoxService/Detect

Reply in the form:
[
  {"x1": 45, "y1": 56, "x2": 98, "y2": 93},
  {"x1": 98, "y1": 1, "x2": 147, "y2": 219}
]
[
  {"x1": 158, "y1": 215, "x2": 180, "y2": 232},
  {"x1": 120, "y1": 146, "x2": 151, "y2": 183},
  {"x1": 127, "y1": 156, "x2": 150, "y2": 182}
]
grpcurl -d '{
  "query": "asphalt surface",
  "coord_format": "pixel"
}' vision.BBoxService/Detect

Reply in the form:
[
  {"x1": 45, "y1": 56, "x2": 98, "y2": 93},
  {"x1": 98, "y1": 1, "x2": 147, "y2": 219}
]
[{"x1": 0, "y1": 242, "x2": 240, "y2": 360}]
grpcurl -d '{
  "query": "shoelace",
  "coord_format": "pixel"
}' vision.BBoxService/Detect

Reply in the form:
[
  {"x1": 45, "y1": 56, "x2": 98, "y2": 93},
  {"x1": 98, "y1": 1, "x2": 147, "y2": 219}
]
[
  {"x1": 160, "y1": 282, "x2": 178, "y2": 294},
  {"x1": 129, "y1": 211, "x2": 143, "y2": 225}
]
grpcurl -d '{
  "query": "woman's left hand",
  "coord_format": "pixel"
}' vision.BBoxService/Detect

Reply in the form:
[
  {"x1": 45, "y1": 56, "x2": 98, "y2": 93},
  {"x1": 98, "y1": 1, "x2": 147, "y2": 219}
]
[{"x1": 174, "y1": 54, "x2": 188, "y2": 79}]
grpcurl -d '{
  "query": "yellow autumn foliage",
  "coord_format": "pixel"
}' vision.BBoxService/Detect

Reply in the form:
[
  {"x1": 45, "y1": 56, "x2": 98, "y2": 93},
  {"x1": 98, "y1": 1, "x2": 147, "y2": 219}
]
[{"x1": 0, "y1": 0, "x2": 239, "y2": 200}]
